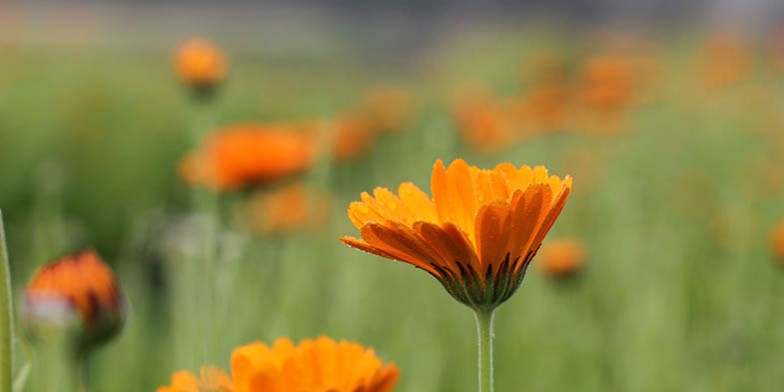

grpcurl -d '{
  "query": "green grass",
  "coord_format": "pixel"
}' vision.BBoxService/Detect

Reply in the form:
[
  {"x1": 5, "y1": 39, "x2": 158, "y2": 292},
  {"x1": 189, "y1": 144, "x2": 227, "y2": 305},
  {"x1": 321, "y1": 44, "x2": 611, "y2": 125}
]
[{"x1": 1, "y1": 29, "x2": 784, "y2": 391}]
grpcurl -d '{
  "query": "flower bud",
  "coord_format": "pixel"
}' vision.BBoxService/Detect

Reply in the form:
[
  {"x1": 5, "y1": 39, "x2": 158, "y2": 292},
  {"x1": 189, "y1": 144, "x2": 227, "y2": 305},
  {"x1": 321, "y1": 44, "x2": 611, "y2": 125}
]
[{"x1": 23, "y1": 250, "x2": 125, "y2": 350}]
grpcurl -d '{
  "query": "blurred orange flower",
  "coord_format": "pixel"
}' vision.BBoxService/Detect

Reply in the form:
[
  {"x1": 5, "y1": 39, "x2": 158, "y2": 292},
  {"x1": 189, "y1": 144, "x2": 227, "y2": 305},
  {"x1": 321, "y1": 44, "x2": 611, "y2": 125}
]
[
  {"x1": 341, "y1": 159, "x2": 572, "y2": 310},
  {"x1": 24, "y1": 250, "x2": 125, "y2": 346},
  {"x1": 180, "y1": 123, "x2": 316, "y2": 191},
  {"x1": 772, "y1": 221, "x2": 784, "y2": 263},
  {"x1": 699, "y1": 34, "x2": 750, "y2": 88},
  {"x1": 158, "y1": 337, "x2": 399, "y2": 392},
  {"x1": 360, "y1": 86, "x2": 412, "y2": 133},
  {"x1": 245, "y1": 183, "x2": 330, "y2": 233},
  {"x1": 173, "y1": 38, "x2": 229, "y2": 91},
  {"x1": 453, "y1": 94, "x2": 517, "y2": 152},
  {"x1": 538, "y1": 238, "x2": 586, "y2": 278},
  {"x1": 578, "y1": 54, "x2": 637, "y2": 112},
  {"x1": 330, "y1": 115, "x2": 376, "y2": 161}
]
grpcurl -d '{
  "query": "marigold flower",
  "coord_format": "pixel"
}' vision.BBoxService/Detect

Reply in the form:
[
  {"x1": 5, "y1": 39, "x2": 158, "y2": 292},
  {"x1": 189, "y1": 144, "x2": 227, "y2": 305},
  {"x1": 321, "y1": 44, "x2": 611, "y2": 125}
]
[
  {"x1": 341, "y1": 159, "x2": 572, "y2": 310},
  {"x1": 245, "y1": 184, "x2": 330, "y2": 233},
  {"x1": 173, "y1": 38, "x2": 229, "y2": 93},
  {"x1": 180, "y1": 123, "x2": 316, "y2": 190},
  {"x1": 330, "y1": 115, "x2": 376, "y2": 161},
  {"x1": 772, "y1": 221, "x2": 784, "y2": 263},
  {"x1": 453, "y1": 96, "x2": 518, "y2": 152},
  {"x1": 699, "y1": 34, "x2": 750, "y2": 88},
  {"x1": 538, "y1": 238, "x2": 586, "y2": 278},
  {"x1": 156, "y1": 367, "x2": 233, "y2": 392},
  {"x1": 23, "y1": 250, "x2": 125, "y2": 347},
  {"x1": 158, "y1": 337, "x2": 399, "y2": 392},
  {"x1": 360, "y1": 86, "x2": 412, "y2": 132},
  {"x1": 579, "y1": 54, "x2": 637, "y2": 111}
]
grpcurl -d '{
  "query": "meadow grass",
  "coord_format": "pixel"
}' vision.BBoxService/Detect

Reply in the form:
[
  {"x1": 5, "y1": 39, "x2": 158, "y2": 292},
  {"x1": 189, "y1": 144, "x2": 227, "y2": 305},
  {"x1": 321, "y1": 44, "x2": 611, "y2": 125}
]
[{"x1": 1, "y1": 30, "x2": 784, "y2": 391}]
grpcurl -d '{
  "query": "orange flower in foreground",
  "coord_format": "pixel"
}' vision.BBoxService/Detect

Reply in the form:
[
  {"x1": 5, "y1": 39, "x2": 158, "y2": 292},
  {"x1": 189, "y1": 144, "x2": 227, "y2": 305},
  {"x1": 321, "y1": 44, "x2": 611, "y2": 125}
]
[
  {"x1": 772, "y1": 221, "x2": 784, "y2": 263},
  {"x1": 157, "y1": 367, "x2": 233, "y2": 392},
  {"x1": 158, "y1": 337, "x2": 399, "y2": 392},
  {"x1": 173, "y1": 38, "x2": 229, "y2": 91},
  {"x1": 538, "y1": 238, "x2": 586, "y2": 278},
  {"x1": 341, "y1": 159, "x2": 572, "y2": 310},
  {"x1": 24, "y1": 250, "x2": 125, "y2": 346},
  {"x1": 180, "y1": 124, "x2": 316, "y2": 190}
]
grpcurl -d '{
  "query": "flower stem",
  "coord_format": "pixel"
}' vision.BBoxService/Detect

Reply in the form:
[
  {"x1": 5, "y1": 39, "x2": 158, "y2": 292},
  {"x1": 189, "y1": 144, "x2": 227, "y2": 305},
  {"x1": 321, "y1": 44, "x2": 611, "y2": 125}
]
[
  {"x1": 474, "y1": 308, "x2": 495, "y2": 392},
  {"x1": 0, "y1": 211, "x2": 12, "y2": 392}
]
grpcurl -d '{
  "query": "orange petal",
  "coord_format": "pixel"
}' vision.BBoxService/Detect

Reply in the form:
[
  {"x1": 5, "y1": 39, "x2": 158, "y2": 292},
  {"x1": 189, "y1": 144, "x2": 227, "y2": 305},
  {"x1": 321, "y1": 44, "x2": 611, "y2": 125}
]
[
  {"x1": 475, "y1": 202, "x2": 512, "y2": 273},
  {"x1": 431, "y1": 159, "x2": 450, "y2": 224},
  {"x1": 397, "y1": 182, "x2": 437, "y2": 223},
  {"x1": 360, "y1": 223, "x2": 443, "y2": 276}
]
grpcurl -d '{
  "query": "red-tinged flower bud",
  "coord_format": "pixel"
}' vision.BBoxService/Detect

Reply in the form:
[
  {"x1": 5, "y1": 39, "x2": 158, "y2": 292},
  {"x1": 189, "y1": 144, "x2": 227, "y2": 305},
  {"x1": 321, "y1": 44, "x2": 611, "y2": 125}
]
[{"x1": 23, "y1": 250, "x2": 125, "y2": 350}]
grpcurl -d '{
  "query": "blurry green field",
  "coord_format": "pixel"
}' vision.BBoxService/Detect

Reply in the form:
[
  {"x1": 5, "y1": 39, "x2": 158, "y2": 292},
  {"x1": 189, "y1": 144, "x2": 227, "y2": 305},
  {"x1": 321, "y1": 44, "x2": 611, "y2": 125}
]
[{"x1": 2, "y1": 28, "x2": 784, "y2": 391}]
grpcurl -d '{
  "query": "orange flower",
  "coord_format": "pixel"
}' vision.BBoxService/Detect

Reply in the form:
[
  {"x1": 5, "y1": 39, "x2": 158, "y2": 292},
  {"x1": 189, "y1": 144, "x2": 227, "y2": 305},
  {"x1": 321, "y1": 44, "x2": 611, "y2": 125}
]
[
  {"x1": 578, "y1": 54, "x2": 637, "y2": 112},
  {"x1": 538, "y1": 238, "x2": 586, "y2": 278},
  {"x1": 173, "y1": 38, "x2": 229, "y2": 91},
  {"x1": 330, "y1": 115, "x2": 376, "y2": 161},
  {"x1": 24, "y1": 250, "x2": 125, "y2": 346},
  {"x1": 245, "y1": 184, "x2": 330, "y2": 233},
  {"x1": 453, "y1": 95, "x2": 517, "y2": 152},
  {"x1": 158, "y1": 337, "x2": 399, "y2": 392},
  {"x1": 180, "y1": 123, "x2": 316, "y2": 191},
  {"x1": 360, "y1": 86, "x2": 412, "y2": 132},
  {"x1": 157, "y1": 367, "x2": 233, "y2": 392},
  {"x1": 698, "y1": 34, "x2": 750, "y2": 88},
  {"x1": 772, "y1": 221, "x2": 784, "y2": 263},
  {"x1": 233, "y1": 337, "x2": 399, "y2": 392},
  {"x1": 341, "y1": 159, "x2": 572, "y2": 310}
]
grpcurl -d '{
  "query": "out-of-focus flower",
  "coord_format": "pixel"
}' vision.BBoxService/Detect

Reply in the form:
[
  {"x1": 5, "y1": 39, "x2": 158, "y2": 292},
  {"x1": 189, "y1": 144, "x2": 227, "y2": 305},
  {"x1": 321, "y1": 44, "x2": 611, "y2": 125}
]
[
  {"x1": 341, "y1": 159, "x2": 572, "y2": 310},
  {"x1": 452, "y1": 93, "x2": 517, "y2": 152},
  {"x1": 578, "y1": 54, "x2": 637, "y2": 112},
  {"x1": 524, "y1": 84, "x2": 570, "y2": 132},
  {"x1": 360, "y1": 86, "x2": 412, "y2": 133},
  {"x1": 245, "y1": 184, "x2": 330, "y2": 233},
  {"x1": 180, "y1": 123, "x2": 316, "y2": 191},
  {"x1": 173, "y1": 38, "x2": 229, "y2": 95},
  {"x1": 538, "y1": 238, "x2": 586, "y2": 279},
  {"x1": 23, "y1": 250, "x2": 125, "y2": 348},
  {"x1": 330, "y1": 115, "x2": 376, "y2": 161},
  {"x1": 772, "y1": 221, "x2": 784, "y2": 263},
  {"x1": 156, "y1": 367, "x2": 233, "y2": 392},
  {"x1": 158, "y1": 337, "x2": 399, "y2": 392},
  {"x1": 699, "y1": 34, "x2": 750, "y2": 88}
]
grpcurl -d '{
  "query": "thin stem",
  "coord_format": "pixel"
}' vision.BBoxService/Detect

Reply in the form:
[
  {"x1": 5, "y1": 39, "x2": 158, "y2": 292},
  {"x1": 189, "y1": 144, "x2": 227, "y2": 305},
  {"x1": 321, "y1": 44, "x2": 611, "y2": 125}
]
[
  {"x1": 474, "y1": 308, "x2": 495, "y2": 392},
  {"x1": 0, "y1": 211, "x2": 12, "y2": 392}
]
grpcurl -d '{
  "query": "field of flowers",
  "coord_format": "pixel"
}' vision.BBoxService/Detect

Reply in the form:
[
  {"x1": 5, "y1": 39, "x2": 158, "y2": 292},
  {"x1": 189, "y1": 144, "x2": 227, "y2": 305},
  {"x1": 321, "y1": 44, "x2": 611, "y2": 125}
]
[{"x1": 1, "y1": 25, "x2": 784, "y2": 391}]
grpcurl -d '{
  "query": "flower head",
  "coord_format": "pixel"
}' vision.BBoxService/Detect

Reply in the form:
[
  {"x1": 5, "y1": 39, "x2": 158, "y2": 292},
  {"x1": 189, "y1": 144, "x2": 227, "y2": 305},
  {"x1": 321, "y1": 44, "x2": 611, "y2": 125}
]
[
  {"x1": 245, "y1": 184, "x2": 330, "y2": 234},
  {"x1": 157, "y1": 367, "x2": 233, "y2": 392},
  {"x1": 180, "y1": 123, "x2": 316, "y2": 191},
  {"x1": 158, "y1": 337, "x2": 399, "y2": 392},
  {"x1": 173, "y1": 38, "x2": 229, "y2": 95},
  {"x1": 23, "y1": 250, "x2": 125, "y2": 348},
  {"x1": 538, "y1": 238, "x2": 586, "y2": 279},
  {"x1": 341, "y1": 159, "x2": 572, "y2": 310}
]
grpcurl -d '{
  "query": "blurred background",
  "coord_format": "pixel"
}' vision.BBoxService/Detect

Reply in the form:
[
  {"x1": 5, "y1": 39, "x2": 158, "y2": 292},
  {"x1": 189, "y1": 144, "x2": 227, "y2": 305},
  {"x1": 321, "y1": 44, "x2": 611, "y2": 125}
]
[{"x1": 3, "y1": 0, "x2": 784, "y2": 390}]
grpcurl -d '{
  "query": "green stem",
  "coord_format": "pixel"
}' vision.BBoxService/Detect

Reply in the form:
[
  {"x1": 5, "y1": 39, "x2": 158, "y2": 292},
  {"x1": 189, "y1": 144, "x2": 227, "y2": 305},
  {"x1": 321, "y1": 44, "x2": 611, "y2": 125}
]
[
  {"x1": 0, "y1": 211, "x2": 13, "y2": 392},
  {"x1": 474, "y1": 308, "x2": 495, "y2": 392}
]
